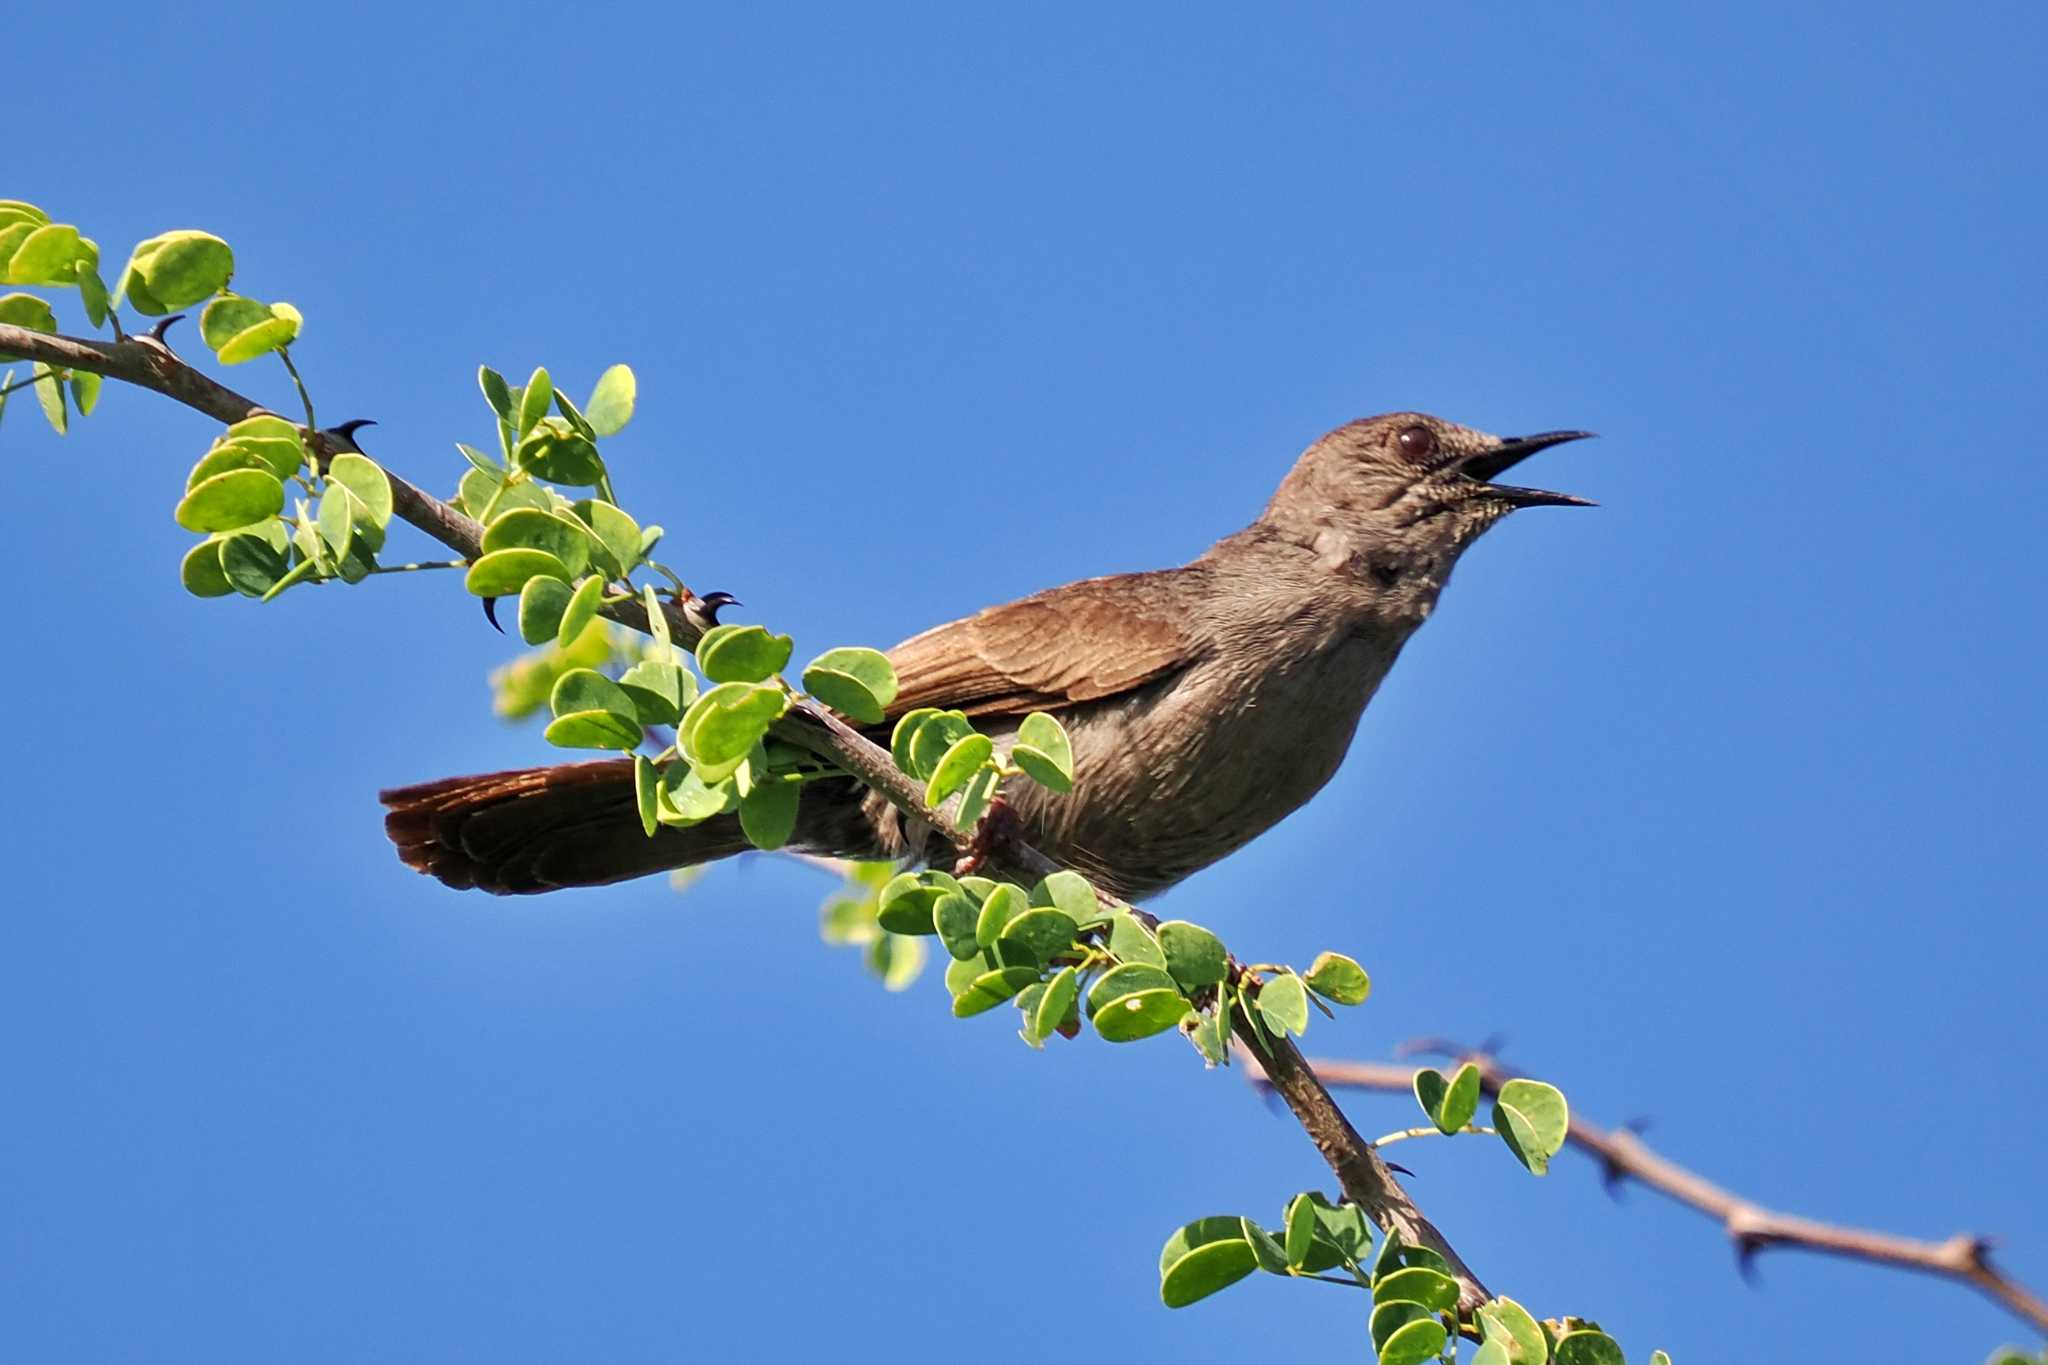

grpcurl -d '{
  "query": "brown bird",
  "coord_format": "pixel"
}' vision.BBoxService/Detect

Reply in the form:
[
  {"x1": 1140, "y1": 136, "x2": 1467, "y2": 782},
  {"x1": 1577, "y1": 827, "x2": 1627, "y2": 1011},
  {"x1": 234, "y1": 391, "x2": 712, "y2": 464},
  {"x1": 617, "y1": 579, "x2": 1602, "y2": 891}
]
[{"x1": 382, "y1": 413, "x2": 1592, "y2": 897}]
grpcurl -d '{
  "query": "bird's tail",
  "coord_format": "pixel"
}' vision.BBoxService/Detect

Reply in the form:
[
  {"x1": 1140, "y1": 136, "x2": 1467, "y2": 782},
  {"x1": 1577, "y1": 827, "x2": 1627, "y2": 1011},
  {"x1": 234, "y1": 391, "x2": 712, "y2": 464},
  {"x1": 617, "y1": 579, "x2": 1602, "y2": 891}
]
[{"x1": 381, "y1": 759, "x2": 756, "y2": 895}]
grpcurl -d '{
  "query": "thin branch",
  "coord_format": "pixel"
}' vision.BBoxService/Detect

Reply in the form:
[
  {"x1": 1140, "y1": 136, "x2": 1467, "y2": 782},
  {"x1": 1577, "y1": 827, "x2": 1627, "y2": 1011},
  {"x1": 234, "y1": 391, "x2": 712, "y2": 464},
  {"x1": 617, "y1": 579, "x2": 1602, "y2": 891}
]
[
  {"x1": 1287, "y1": 1045, "x2": 2048, "y2": 1336},
  {"x1": 1237, "y1": 1021, "x2": 1493, "y2": 1314},
  {"x1": 0, "y1": 317, "x2": 1498, "y2": 1319}
]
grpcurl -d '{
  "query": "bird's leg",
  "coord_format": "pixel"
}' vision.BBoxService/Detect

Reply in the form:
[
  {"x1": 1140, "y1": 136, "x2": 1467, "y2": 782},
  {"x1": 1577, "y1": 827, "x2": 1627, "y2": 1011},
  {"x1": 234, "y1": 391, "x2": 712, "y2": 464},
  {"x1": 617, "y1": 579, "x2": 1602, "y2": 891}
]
[{"x1": 952, "y1": 796, "x2": 1023, "y2": 879}]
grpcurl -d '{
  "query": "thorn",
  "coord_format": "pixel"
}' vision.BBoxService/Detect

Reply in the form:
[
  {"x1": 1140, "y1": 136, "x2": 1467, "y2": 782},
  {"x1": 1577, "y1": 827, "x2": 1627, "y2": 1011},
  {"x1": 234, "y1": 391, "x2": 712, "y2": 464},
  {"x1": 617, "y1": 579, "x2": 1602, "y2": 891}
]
[
  {"x1": 1599, "y1": 1158, "x2": 1628, "y2": 1198},
  {"x1": 482, "y1": 596, "x2": 504, "y2": 633},
  {"x1": 1620, "y1": 1115, "x2": 1653, "y2": 1136},
  {"x1": 1386, "y1": 1162, "x2": 1416, "y2": 1178},
  {"x1": 145, "y1": 314, "x2": 185, "y2": 345},
  {"x1": 330, "y1": 418, "x2": 377, "y2": 449},
  {"x1": 1476, "y1": 1032, "x2": 1509, "y2": 1058},
  {"x1": 1732, "y1": 1233, "x2": 1764, "y2": 1284}
]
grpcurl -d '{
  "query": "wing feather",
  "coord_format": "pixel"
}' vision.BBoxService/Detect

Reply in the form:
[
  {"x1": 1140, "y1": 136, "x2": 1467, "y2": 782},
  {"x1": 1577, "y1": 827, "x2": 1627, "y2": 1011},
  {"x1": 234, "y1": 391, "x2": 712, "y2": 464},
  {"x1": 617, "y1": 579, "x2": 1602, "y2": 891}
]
[{"x1": 883, "y1": 569, "x2": 1204, "y2": 720}]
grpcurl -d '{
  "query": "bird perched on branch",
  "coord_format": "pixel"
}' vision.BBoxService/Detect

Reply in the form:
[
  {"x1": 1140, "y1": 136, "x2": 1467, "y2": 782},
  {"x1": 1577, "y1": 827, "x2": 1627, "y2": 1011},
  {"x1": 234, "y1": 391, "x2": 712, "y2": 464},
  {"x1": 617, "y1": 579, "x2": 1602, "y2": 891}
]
[{"x1": 382, "y1": 413, "x2": 1593, "y2": 896}]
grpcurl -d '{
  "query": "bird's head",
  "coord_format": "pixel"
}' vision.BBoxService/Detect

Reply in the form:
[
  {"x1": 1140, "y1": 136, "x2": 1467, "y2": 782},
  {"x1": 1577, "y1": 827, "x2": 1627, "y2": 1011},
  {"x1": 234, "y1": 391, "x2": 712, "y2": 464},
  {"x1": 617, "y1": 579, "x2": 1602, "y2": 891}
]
[{"x1": 1259, "y1": 412, "x2": 1595, "y2": 617}]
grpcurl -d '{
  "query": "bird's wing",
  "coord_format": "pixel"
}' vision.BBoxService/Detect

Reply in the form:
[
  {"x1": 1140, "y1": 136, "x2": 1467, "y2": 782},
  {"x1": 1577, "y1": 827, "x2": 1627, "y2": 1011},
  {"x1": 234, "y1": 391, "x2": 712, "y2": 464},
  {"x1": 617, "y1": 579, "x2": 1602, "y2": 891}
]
[{"x1": 883, "y1": 568, "x2": 1206, "y2": 721}]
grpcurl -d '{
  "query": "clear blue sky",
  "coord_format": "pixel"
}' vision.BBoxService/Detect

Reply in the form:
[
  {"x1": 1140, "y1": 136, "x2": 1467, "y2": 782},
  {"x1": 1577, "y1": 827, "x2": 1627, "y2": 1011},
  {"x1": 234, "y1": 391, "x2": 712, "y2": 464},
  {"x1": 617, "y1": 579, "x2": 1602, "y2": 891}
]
[{"x1": 6, "y1": 4, "x2": 2043, "y2": 1361}]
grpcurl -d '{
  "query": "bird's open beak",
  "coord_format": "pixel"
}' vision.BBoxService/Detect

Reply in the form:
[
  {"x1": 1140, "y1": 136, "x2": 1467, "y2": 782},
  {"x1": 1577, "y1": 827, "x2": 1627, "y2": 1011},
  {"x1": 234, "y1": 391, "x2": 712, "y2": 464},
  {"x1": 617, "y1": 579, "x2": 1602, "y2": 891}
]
[{"x1": 1460, "y1": 430, "x2": 1597, "y2": 507}]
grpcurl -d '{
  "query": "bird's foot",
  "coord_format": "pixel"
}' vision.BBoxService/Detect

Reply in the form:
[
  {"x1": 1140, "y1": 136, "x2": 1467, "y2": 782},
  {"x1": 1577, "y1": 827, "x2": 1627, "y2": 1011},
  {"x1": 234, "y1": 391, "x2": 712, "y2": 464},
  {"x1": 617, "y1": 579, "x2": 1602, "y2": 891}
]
[{"x1": 952, "y1": 796, "x2": 1021, "y2": 879}]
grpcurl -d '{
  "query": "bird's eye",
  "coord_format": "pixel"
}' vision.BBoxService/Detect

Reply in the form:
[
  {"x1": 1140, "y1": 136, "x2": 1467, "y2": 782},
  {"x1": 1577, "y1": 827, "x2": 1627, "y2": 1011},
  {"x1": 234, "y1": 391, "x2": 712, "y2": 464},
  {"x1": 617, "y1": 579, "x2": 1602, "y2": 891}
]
[{"x1": 1396, "y1": 424, "x2": 1438, "y2": 461}]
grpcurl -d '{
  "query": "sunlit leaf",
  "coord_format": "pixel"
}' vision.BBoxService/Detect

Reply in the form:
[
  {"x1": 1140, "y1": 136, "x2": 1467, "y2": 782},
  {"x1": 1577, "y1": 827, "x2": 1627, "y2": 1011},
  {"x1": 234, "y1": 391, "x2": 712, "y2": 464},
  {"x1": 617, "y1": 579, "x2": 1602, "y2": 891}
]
[
  {"x1": 174, "y1": 468, "x2": 284, "y2": 532},
  {"x1": 585, "y1": 362, "x2": 636, "y2": 436}
]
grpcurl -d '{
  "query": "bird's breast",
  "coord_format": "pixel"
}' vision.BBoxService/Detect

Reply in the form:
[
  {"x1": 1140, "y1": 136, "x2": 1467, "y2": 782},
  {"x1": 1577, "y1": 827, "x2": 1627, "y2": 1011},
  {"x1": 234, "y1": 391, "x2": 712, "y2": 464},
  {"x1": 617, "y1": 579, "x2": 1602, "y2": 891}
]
[{"x1": 1005, "y1": 630, "x2": 1405, "y2": 899}]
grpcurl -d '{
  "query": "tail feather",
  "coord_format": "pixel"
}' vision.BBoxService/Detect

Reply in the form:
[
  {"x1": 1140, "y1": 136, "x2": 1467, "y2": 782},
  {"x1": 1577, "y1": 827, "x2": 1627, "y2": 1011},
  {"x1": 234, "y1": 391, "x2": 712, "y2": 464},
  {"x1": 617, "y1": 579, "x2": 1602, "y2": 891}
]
[{"x1": 380, "y1": 760, "x2": 753, "y2": 895}]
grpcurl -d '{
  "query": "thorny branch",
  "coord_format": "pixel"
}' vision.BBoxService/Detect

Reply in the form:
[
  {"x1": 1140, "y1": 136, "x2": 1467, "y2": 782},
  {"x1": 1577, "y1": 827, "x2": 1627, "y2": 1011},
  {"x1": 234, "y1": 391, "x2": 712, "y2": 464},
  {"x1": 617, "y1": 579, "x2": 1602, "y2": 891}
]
[
  {"x1": 1258, "y1": 1042, "x2": 2048, "y2": 1336},
  {"x1": 0, "y1": 318, "x2": 1494, "y2": 1316}
]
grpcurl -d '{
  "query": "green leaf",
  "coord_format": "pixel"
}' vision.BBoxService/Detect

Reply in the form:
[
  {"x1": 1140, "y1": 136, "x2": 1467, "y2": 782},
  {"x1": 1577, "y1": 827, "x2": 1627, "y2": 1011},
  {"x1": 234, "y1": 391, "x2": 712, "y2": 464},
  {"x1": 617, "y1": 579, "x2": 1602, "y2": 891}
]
[
  {"x1": 550, "y1": 667, "x2": 636, "y2": 721},
  {"x1": 906, "y1": 710, "x2": 975, "y2": 782},
  {"x1": 573, "y1": 498, "x2": 642, "y2": 575},
  {"x1": 876, "y1": 872, "x2": 945, "y2": 935},
  {"x1": 457, "y1": 441, "x2": 502, "y2": 476},
  {"x1": 997, "y1": 907, "x2": 1078, "y2": 967},
  {"x1": 516, "y1": 575, "x2": 575, "y2": 644},
  {"x1": 220, "y1": 416, "x2": 307, "y2": 478},
  {"x1": 479, "y1": 364, "x2": 514, "y2": 424},
  {"x1": 70, "y1": 370, "x2": 100, "y2": 416},
  {"x1": 657, "y1": 764, "x2": 737, "y2": 826},
  {"x1": 1244, "y1": 1221, "x2": 1289, "y2": 1274},
  {"x1": 0, "y1": 291, "x2": 57, "y2": 343},
  {"x1": 1414, "y1": 1062, "x2": 1483, "y2": 1136},
  {"x1": 179, "y1": 538, "x2": 233, "y2": 597},
  {"x1": 1306, "y1": 1193, "x2": 1372, "y2": 1264},
  {"x1": 0, "y1": 201, "x2": 49, "y2": 228},
  {"x1": 1495, "y1": 1079, "x2": 1569, "y2": 1176},
  {"x1": 31, "y1": 362, "x2": 64, "y2": 434},
  {"x1": 199, "y1": 293, "x2": 300, "y2": 363},
  {"x1": 325, "y1": 452, "x2": 393, "y2": 531},
  {"x1": 0, "y1": 224, "x2": 33, "y2": 279},
  {"x1": 556, "y1": 574, "x2": 606, "y2": 649},
  {"x1": 1158, "y1": 1218, "x2": 1259, "y2": 1308},
  {"x1": 515, "y1": 417, "x2": 605, "y2": 486},
  {"x1": 552, "y1": 385, "x2": 597, "y2": 440},
  {"x1": 1551, "y1": 1332, "x2": 1625, "y2": 1365},
  {"x1": 517, "y1": 365, "x2": 553, "y2": 437},
  {"x1": 118, "y1": 230, "x2": 233, "y2": 313},
  {"x1": 464, "y1": 547, "x2": 571, "y2": 597},
  {"x1": 316, "y1": 483, "x2": 359, "y2": 557},
  {"x1": 1302, "y1": 950, "x2": 1371, "y2": 1005},
  {"x1": 925, "y1": 732, "x2": 994, "y2": 807},
  {"x1": 640, "y1": 584, "x2": 672, "y2": 648},
  {"x1": 1371, "y1": 1300, "x2": 1432, "y2": 1353},
  {"x1": 5, "y1": 223, "x2": 86, "y2": 284},
  {"x1": 889, "y1": 708, "x2": 940, "y2": 775},
  {"x1": 866, "y1": 931, "x2": 926, "y2": 992},
  {"x1": 585, "y1": 362, "x2": 636, "y2": 436},
  {"x1": 697, "y1": 624, "x2": 794, "y2": 684},
  {"x1": 1255, "y1": 972, "x2": 1310, "y2": 1038},
  {"x1": 1377, "y1": 1317, "x2": 1449, "y2": 1365},
  {"x1": 1029, "y1": 964, "x2": 1079, "y2": 1043},
  {"x1": 174, "y1": 468, "x2": 285, "y2": 532},
  {"x1": 1107, "y1": 911, "x2": 1167, "y2": 967},
  {"x1": 1186, "y1": 1006, "x2": 1229, "y2": 1065},
  {"x1": 1373, "y1": 1266, "x2": 1459, "y2": 1311},
  {"x1": 934, "y1": 890, "x2": 981, "y2": 960},
  {"x1": 544, "y1": 710, "x2": 643, "y2": 750},
  {"x1": 739, "y1": 773, "x2": 800, "y2": 849},
  {"x1": 801, "y1": 646, "x2": 898, "y2": 723},
  {"x1": 481, "y1": 506, "x2": 590, "y2": 578},
  {"x1": 1011, "y1": 711, "x2": 1075, "y2": 792},
  {"x1": 1157, "y1": 920, "x2": 1228, "y2": 990},
  {"x1": 952, "y1": 764, "x2": 1000, "y2": 831},
  {"x1": 1647, "y1": 1353, "x2": 1672, "y2": 1365},
  {"x1": 219, "y1": 526, "x2": 289, "y2": 597},
  {"x1": 973, "y1": 882, "x2": 1028, "y2": 947},
  {"x1": 680, "y1": 681, "x2": 789, "y2": 769},
  {"x1": 1282, "y1": 1193, "x2": 1318, "y2": 1269},
  {"x1": 1472, "y1": 1339, "x2": 1514, "y2": 1365},
  {"x1": 633, "y1": 754, "x2": 661, "y2": 837},
  {"x1": 950, "y1": 965, "x2": 1041, "y2": 1017},
  {"x1": 1093, "y1": 987, "x2": 1190, "y2": 1042},
  {"x1": 618, "y1": 657, "x2": 687, "y2": 726},
  {"x1": 77, "y1": 262, "x2": 110, "y2": 326}
]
